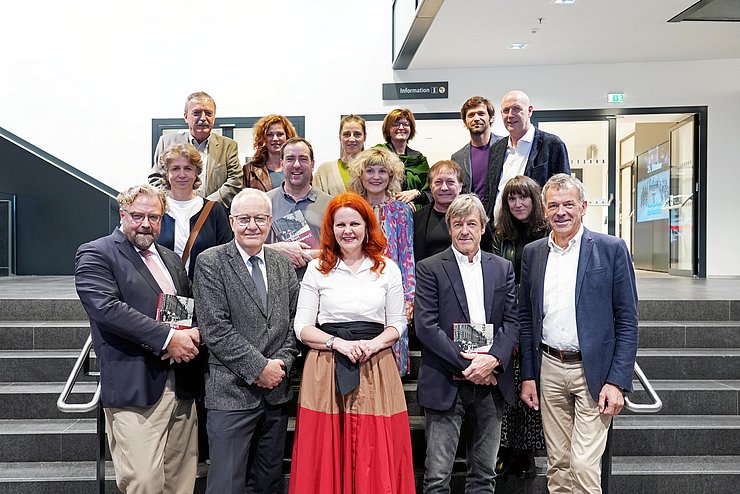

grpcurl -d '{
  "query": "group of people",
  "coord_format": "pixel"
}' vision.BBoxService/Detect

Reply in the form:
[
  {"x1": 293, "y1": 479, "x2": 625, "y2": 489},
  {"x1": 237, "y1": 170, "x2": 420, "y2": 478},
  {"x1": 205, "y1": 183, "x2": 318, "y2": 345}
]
[{"x1": 73, "y1": 89, "x2": 639, "y2": 494}]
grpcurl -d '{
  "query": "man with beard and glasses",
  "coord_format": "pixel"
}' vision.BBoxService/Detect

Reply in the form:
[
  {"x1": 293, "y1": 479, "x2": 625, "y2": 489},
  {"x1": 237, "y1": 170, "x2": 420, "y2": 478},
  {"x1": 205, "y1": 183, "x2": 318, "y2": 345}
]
[
  {"x1": 75, "y1": 185, "x2": 202, "y2": 494},
  {"x1": 451, "y1": 96, "x2": 502, "y2": 208},
  {"x1": 150, "y1": 91, "x2": 243, "y2": 209}
]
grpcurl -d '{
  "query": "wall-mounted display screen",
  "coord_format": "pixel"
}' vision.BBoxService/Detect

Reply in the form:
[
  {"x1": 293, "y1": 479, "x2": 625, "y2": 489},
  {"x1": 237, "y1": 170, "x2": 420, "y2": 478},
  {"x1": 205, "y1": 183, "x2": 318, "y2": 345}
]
[{"x1": 636, "y1": 141, "x2": 670, "y2": 223}]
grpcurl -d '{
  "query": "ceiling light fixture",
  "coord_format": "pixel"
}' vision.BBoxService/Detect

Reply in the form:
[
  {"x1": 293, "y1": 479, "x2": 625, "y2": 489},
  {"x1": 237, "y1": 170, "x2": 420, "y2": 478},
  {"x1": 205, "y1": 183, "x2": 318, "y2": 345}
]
[
  {"x1": 554, "y1": 0, "x2": 576, "y2": 4},
  {"x1": 510, "y1": 43, "x2": 528, "y2": 50}
]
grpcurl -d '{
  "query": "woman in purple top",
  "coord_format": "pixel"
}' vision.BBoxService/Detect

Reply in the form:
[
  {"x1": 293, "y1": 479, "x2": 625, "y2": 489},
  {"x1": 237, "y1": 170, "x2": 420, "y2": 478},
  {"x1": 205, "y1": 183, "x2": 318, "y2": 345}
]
[{"x1": 348, "y1": 147, "x2": 415, "y2": 376}]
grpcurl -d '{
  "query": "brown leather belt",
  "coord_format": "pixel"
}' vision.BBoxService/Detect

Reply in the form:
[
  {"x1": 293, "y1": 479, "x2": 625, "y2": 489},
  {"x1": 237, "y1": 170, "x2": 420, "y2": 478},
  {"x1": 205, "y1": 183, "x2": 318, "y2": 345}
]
[{"x1": 540, "y1": 342, "x2": 582, "y2": 362}]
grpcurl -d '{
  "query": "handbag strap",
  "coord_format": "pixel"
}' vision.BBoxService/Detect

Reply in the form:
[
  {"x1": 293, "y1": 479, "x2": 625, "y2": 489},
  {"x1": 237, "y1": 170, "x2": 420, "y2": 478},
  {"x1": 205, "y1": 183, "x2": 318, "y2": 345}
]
[{"x1": 181, "y1": 200, "x2": 216, "y2": 266}]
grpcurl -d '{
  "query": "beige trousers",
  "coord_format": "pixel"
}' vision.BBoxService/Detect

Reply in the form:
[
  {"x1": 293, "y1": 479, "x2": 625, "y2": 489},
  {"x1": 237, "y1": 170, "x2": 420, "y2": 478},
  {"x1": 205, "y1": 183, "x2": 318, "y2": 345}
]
[
  {"x1": 540, "y1": 352, "x2": 612, "y2": 494},
  {"x1": 104, "y1": 372, "x2": 198, "y2": 494}
]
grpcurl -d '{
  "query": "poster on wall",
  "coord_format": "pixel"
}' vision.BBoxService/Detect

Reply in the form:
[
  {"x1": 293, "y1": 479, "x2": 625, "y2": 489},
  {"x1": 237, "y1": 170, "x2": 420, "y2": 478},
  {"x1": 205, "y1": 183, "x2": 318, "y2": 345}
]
[{"x1": 636, "y1": 141, "x2": 670, "y2": 223}]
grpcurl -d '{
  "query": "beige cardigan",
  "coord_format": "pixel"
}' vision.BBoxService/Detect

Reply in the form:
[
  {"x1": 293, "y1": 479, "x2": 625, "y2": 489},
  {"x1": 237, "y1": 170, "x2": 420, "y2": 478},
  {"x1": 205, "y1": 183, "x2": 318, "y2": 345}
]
[{"x1": 314, "y1": 159, "x2": 348, "y2": 196}]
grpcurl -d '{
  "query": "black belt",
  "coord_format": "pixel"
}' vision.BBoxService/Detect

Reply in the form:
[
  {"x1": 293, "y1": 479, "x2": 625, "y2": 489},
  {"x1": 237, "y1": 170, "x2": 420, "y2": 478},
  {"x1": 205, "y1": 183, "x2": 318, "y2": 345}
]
[
  {"x1": 540, "y1": 342, "x2": 582, "y2": 362},
  {"x1": 320, "y1": 321, "x2": 384, "y2": 396}
]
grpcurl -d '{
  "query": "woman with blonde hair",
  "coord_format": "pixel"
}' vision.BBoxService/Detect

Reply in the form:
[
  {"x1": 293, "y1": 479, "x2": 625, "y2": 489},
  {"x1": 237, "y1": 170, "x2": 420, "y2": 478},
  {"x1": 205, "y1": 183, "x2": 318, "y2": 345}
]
[{"x1": 349, "y1": 147, "x2": 415, "y2": 376}]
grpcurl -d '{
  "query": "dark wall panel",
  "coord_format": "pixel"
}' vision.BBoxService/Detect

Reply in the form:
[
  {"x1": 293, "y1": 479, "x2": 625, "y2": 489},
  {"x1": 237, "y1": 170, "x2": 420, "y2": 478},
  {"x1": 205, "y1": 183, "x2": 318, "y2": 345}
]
[{"x1": 0, "y1": 138, "x2": 118, "y2": 275}]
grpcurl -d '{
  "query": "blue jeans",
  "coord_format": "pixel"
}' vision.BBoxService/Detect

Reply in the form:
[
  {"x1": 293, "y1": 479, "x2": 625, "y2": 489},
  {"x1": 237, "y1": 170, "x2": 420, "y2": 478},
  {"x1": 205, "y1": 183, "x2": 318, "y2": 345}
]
[{"x1": 423, "y1": 383, "x2": 504, "y2": 493}]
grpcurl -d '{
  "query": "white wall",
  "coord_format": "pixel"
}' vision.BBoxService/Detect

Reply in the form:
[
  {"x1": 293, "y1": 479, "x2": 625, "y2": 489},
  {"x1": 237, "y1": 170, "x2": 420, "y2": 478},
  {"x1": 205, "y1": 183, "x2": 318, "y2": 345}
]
[{"x1": 2, "y1": 2, "x2": 739, "y2": 276}]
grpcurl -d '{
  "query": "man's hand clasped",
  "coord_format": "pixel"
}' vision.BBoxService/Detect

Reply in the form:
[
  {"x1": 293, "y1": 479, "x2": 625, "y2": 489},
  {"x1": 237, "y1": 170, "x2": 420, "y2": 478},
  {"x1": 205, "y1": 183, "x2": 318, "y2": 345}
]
[{"x1": 162, "y1": 327, "x2": 201, "y2": 362}]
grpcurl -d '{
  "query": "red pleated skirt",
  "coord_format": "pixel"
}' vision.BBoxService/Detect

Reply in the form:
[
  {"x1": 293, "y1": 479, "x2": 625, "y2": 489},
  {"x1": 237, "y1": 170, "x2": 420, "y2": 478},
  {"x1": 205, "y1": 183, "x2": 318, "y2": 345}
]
[{"x1": 288, "y1": 347, "x2": 415, "y2": 494}]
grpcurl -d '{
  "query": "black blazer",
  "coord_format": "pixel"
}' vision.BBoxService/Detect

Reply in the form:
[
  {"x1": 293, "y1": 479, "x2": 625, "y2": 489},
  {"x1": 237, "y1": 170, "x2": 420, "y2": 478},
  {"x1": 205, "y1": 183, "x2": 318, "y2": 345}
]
[
  {"x1": 75, "y1": 228, "x2": 200, "y2": 408},
  {"x1": 414, "y1": 247, "x2": 519, "y2": 411},
  {"x1": 485, "y1": 128, "x2": 570, "y2": 219}
]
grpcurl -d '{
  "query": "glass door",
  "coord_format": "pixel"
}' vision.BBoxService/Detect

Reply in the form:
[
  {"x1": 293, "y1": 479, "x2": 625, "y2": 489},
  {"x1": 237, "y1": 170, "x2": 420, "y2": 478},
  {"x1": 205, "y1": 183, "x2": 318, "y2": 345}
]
[
  {"x1": 535, "y1": 118, "x2": 615, "y2": 235},
  {"x1": 668, "y1": 116, "x2": 697, "y2": 276}
]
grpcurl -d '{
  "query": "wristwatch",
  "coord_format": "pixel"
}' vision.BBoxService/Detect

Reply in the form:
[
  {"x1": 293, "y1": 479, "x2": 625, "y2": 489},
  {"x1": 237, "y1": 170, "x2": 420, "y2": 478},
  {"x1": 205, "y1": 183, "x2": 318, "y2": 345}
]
[{"x1": 325, "y1": 336, "x2": 336, "y2": 349}]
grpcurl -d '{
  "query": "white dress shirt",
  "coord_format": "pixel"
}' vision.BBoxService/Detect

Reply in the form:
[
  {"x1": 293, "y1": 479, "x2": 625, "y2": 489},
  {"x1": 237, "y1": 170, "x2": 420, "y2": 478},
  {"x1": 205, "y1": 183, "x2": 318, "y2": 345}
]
[
  {"x1": 166, "y1": 196, "x2": 205, "y2": 271},
  {"x1": 451, "y1": 246, "x2": 486, "y2": 325},
  {"x1": 493, "y1": 125, "x2": 536, "y2": 221},
  {"x1": 542, "y1": 225, "x2": 584, "y2": 351},
  {"x1": 293, "y1": 257, "x2": 407, "y2": 342}
]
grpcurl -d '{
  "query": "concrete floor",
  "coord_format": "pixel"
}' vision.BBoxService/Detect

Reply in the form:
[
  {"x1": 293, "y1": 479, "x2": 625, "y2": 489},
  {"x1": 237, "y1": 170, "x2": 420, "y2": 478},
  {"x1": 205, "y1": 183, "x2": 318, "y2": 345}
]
[{"x1": 0, "y1": 271, "x2": 739, "y2": 301}]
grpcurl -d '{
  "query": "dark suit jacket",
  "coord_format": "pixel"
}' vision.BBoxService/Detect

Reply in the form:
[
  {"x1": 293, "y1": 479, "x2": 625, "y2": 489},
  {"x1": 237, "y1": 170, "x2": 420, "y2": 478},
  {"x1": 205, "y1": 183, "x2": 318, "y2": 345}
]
[
  {"x1": 414, "y1": 247, "x2": 519, "y2": 410},
  {"x1": 150, "y1": 132, "x2": 243, "y2": 208},
  {"x1": 193, "y1": 241, "x2": 299, "y2": 411},
  {"x1": 75, "y1": 228, "x2": 199, "y2": 408},
  {"x1": 413, "y1": 203, "x2": 493, "y2": 263},
  {"x1": 518, "y1": 228, "x2": 639, "y2": 401},
  {"x1": 484, "y1": 128, "x2": 570, "y2": 219},
  {"x1": 451, "y1": 136, "x2": 501, "y2": 203},
  {"x1": 158, "y1": 200, "x2": 233, "y2": 279}
]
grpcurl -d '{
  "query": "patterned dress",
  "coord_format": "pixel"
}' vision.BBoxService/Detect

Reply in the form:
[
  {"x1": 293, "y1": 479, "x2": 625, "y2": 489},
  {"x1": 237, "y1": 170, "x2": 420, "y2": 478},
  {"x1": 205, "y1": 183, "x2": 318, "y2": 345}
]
[{"x1": 373, "y1": 199, "x2": 415, "y2": 376}]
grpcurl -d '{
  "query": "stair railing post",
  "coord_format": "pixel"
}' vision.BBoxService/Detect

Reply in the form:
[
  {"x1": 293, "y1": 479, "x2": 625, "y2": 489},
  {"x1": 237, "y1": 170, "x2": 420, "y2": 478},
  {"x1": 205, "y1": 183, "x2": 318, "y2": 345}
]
[
  {"x1": 97, "y1": 401, "x2": 106, "y2": 493},
  {"x1": 600, "y1": 420, "x2": 613, "y2": 494}
]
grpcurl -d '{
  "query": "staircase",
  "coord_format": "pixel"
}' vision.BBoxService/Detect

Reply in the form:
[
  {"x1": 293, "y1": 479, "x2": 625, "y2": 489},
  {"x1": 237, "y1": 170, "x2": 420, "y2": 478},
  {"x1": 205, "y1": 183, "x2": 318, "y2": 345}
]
[{"x1": 0, "y1": 281, "x2": 738, "y2": 493}]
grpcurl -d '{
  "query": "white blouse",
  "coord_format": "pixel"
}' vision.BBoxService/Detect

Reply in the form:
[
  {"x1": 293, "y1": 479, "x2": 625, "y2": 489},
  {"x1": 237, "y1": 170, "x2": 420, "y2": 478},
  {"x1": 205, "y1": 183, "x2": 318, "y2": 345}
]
[{"x1": 293, "y1": 256, "x2": 407, "y2": 342}]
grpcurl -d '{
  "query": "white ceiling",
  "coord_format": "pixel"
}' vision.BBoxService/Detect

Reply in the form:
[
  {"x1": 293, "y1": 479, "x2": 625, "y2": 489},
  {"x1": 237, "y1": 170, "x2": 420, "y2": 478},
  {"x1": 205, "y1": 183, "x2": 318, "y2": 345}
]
[{"x1": 406, "y1": 0, "x2": 740, "y2": 69}]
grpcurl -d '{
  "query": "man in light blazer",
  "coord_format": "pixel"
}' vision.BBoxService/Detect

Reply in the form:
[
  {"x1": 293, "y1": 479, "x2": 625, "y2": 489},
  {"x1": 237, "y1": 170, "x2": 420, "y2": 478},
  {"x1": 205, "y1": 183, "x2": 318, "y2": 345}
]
[
  {"x1": 149, "y1": 91, "x2": 243, "y2": 208},
  {"x1": 193, "y1": 188, "x2": 299, "y2": 494},
  {"x1": 75, "y1": 184, "x2": 202, "y2": 494},
  {"x1": 415, "y1": 193, "x2": 519, "y2": 493},
  {"x1": 485, "y1": 90, "x2": 570, "y2": 223},
  {"x1": 519, "y1": 174, "x2": 638, "y2": 493}
]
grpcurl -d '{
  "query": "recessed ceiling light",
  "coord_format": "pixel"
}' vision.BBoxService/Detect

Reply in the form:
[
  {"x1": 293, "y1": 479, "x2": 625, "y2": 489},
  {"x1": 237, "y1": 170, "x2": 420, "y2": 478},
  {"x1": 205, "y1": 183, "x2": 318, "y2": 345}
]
[
  {"x1": 510, "y1": 43, "x2": 528, "y2": 50},
  {"x1": 554, "y1": 0, "x2": 576, "y2": 4}
]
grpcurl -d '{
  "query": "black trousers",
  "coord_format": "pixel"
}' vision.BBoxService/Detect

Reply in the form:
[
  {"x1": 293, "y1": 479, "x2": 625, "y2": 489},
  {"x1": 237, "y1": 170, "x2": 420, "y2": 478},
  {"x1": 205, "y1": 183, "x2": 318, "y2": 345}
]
[{"x1": 205, "y1": 402, "x2": 288, "y2": 494}]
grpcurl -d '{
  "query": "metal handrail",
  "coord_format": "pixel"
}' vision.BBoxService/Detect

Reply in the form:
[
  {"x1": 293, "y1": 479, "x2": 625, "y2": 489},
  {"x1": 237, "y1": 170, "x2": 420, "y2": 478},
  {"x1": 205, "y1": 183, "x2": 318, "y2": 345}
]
[
  {"x1": 56, "y1": 334, "x2": 101, "y2": 413},
  {"x1": 624, "y1": 362, "x2": 663, "y2": 413},
  {"x1": 602, "y1": 361, "x2": 662, "y2": 494},
  {"x1": 57, "y1": 333, "x2": 105, "y2": 494}
]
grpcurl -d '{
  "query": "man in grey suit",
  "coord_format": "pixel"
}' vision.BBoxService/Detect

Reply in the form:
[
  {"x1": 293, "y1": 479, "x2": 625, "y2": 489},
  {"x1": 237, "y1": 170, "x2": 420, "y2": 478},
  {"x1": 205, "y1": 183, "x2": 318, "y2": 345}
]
[
  {"x1": 149, "y1": 91, "x2": 243, "y2": 208},
  {"x1": 451, "y1": 96, "x2": 500, "y2": 206},
  {"x1": 193, "y1": 188, "x2": 299, "y2": 494},
  {"x1": 519, "y1": 174, "x2": 638, "y2": 493}
]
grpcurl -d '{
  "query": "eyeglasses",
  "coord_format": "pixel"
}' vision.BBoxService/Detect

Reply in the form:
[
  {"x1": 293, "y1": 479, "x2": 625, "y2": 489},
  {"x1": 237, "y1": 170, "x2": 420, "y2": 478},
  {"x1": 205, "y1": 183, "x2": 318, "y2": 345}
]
[
  {"x1": 391, "y1": 121, "x2": 411, "y2": 128},
  {"x1": 231, "y1": 214, "x2": 270, "y2": 226},
  {"x1": 124, "y1": 210, "x2": 162, "y2": 225}
]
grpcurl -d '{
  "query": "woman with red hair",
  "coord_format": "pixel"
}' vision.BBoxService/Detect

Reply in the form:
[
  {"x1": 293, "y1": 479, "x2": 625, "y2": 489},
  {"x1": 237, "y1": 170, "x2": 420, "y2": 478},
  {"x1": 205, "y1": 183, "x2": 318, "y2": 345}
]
[
  {"x1": 288, "y1": 192, "x2": 415, "y2": 494},
  {"x1": 243, "y1": 114, "x2": 297, "y2": 191}
]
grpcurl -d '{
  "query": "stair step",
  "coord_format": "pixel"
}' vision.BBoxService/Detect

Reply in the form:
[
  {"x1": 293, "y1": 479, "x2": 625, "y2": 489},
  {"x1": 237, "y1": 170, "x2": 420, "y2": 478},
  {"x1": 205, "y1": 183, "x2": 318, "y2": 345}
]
[
  {"x1": 0, "y1": 382, "x2": 97, "y2": 419},
  {"x1": 636, "y1": 349, "x2": 740, "y2": 380},
  {"x1": 638, "y1": 299, "x2": 740, "y2": 322},
  {"x1": 627, "y1": 380, "x2": 740, "y2": 415},
  {"x1": 639, "y1": 321, "x2": 740, "y2": 348},
  {"x1": 1, "y1": 456, "x2": 738, "y2": 494},
  {"x1": 0, "y1": 322, "x2": 90, "y2": 350},
  {"x1": 0, "y1": 299, "x2": 86, "y2": 322},
  {"x1": 0, "y1": 351, "x2": 96, "y2": 382},
  {"x1": 612, "y1": 415, "x2": 740, "y2": 456}
]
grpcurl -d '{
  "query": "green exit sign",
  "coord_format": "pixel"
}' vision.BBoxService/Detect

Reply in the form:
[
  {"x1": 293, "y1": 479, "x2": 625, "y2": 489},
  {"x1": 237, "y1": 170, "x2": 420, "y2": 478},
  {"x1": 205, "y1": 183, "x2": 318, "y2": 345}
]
[{"x1": 607, "y1": 93, "x2": 624, "y2": 103}]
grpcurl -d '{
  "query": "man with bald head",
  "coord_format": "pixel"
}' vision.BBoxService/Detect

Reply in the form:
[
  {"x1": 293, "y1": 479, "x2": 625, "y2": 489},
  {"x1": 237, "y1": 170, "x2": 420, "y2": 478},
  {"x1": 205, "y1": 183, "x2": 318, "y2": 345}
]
[{"x1": 485, "y1": 90, "x2": 570, "y2": 224}]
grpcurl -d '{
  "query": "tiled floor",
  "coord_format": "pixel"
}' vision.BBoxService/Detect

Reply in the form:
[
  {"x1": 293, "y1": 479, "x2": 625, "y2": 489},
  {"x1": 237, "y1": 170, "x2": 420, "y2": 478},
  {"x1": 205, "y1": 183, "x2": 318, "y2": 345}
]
[{"x1": 0, "y1": 271, "x2": 739, "y2": 300}]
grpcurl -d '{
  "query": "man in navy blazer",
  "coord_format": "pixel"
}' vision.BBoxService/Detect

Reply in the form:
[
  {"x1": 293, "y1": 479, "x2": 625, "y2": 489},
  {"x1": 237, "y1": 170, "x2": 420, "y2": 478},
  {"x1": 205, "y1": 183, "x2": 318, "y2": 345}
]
[
  {"x1": 485, "y1": 90, "x2": 570, "y2": 223},
  {"x1": 415, "y1": 193, "x2": 519, "y2": 493},
  {"x1": 75, "y1": 185, "x2": 202, "y2": 494},
  {"x1": 519, "y1": 174, "x2": 638, "y2": 493}
]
